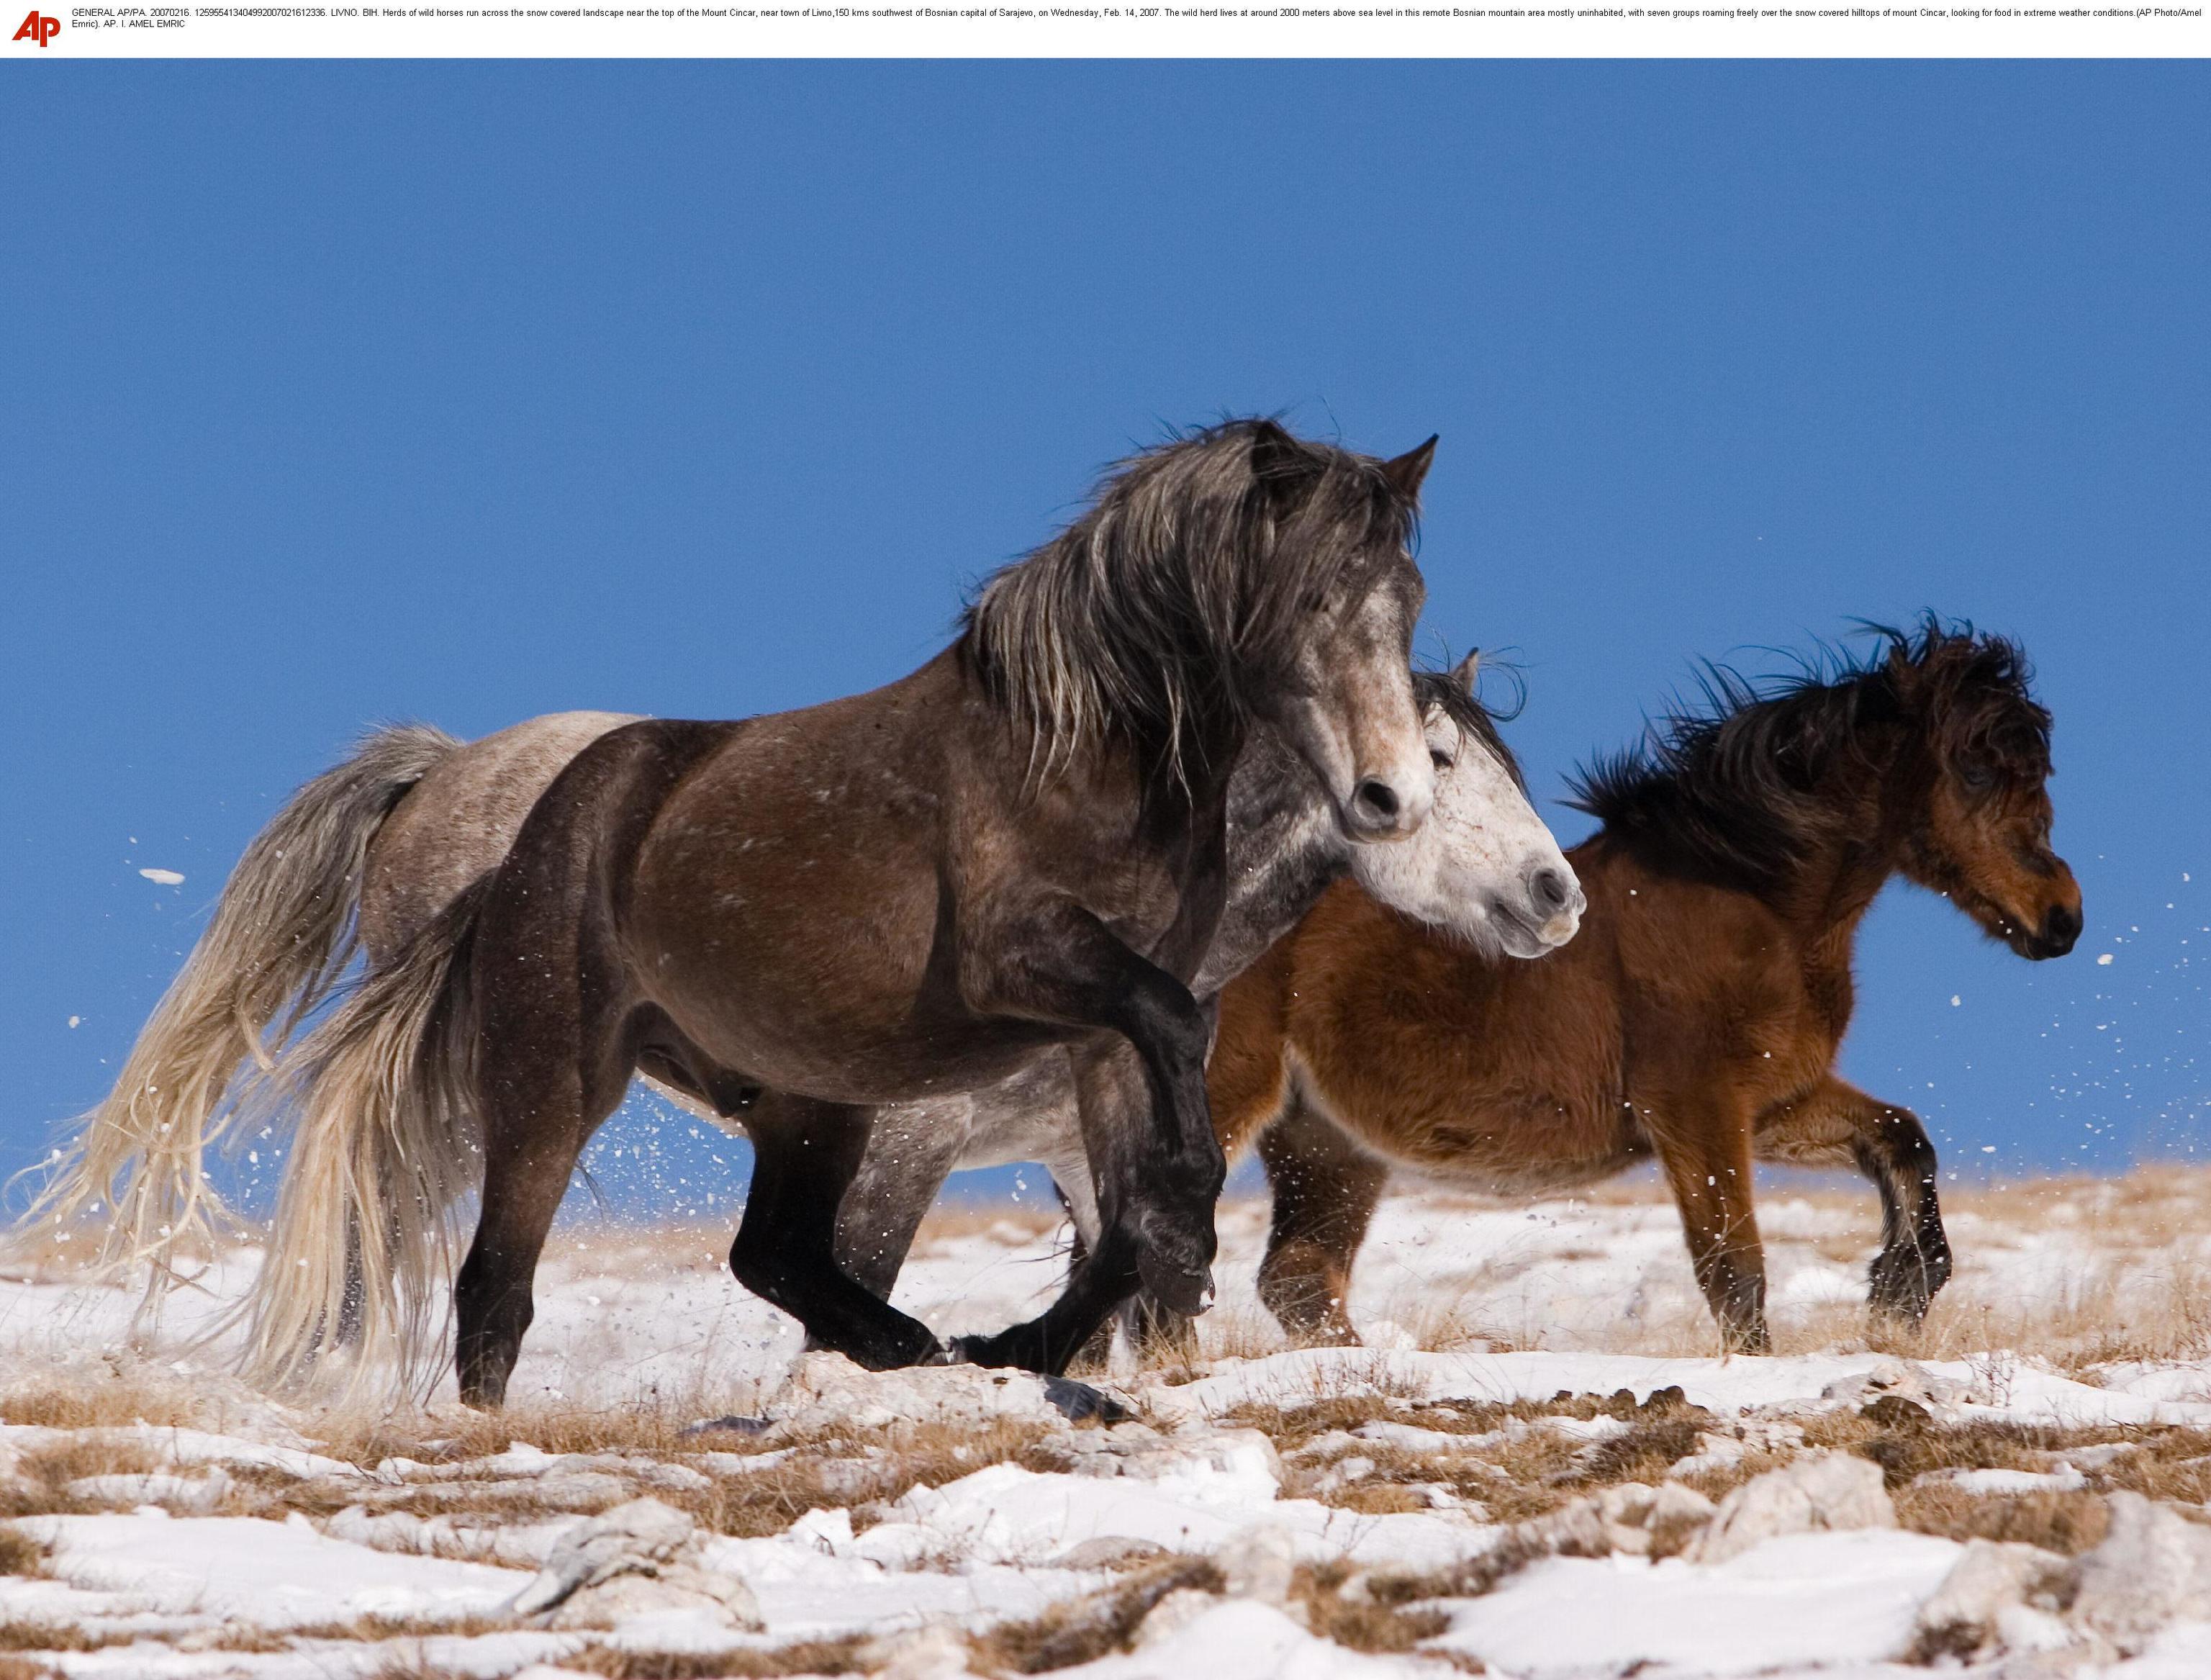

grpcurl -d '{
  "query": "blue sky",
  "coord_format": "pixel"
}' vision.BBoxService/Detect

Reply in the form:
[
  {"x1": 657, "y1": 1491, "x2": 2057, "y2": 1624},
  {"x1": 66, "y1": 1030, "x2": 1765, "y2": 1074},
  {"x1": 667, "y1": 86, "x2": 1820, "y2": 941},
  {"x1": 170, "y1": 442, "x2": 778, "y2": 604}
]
[{"x1": 2, "y1": 63, "x2": 2207, "y2": 1216}]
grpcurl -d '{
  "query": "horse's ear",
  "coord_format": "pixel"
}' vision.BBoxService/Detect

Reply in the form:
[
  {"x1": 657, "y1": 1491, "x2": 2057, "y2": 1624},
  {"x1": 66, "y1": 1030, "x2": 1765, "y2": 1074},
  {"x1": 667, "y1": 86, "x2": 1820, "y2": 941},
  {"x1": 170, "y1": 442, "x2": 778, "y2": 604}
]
[
  {"x1": 1250, "y1": 419, "x2": 1298, "y2": 479},
  {"x1": 1382, "y1": 435, "x2": 1439, "y2": 503},
  {"x1": 1451, "y1": 649, "x2": 1482, "y2": 695},
  {"x1": 1250, "y1": 420, "x2": 1312, "y2": 513}
]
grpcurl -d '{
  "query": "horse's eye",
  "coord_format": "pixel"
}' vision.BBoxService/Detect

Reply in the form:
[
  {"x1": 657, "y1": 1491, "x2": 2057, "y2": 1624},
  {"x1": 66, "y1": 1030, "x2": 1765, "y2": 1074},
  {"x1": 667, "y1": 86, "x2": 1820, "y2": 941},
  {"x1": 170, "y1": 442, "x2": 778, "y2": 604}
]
[
  {"x1": 1430, "y1": 748, "x2": 1455, "y2": 771},
  {"x1": 1958, "y1": 759, "x2": 1998, "y2": 792}
]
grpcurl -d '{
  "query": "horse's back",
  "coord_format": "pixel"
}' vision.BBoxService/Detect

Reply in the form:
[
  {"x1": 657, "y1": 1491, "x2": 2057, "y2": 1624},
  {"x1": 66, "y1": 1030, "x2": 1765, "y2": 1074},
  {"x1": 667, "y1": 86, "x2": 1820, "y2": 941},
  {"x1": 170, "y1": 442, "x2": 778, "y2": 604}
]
[{"x1": 362, "y1": 710, "x2": 642, "y2": 964}]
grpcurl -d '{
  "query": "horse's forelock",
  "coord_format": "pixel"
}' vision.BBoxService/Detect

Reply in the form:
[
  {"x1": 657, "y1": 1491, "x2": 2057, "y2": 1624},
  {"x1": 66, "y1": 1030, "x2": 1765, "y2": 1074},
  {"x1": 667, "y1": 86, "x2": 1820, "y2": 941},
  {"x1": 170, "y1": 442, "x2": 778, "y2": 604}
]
[
  {"x1": 1411, "y1": 667, "x2": 1526, "y2": 795},
  {"x1": 1894, "y1": 620, "x2": 2051, "y2": 777}
]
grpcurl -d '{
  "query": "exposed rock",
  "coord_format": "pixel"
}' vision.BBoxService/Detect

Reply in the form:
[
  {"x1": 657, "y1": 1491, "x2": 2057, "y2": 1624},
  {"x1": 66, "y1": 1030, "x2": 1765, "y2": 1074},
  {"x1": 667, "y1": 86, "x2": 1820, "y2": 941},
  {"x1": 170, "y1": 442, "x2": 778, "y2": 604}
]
[
  {"x1": 1216, "y1": 1525, "x2": 1297, "y2": 1605},
  {"x1": 1065, "y1": 1426, "x2": 1280, "y2": 1489},
  {"x1": 1052, "y1": 1535, "x2": 1170, "y2": 1570},
  {"x1": 1686, "y1": 1451, "x2": 1894, "y2": 1564},
  {"x1": 511, "y1": 1497, "x2": 761, "y2": 1630},
  {"x1": 1820, "y1": 1358, "x2": 1962, "y2": 1413},
  {"x1": 864, "y1": 1622, "x2": 973, "y2": 1680},
  {"x1": 1860, "y1": 1394, "x2": 1933, "y2": 1429},
  {"x1": 1912, "y1": 1538, "x2": 2072, "y2": 1661},
  {"x1": 1530, "y1": 1481, "x2": 1717, "y2": 1558},
  {"x1": 1136, "y1": 1586, "x2": 1221, "y2": 1648},
  {"x1": 2068, "y1": 1491, "x2": 2211, "y2": 1654}
]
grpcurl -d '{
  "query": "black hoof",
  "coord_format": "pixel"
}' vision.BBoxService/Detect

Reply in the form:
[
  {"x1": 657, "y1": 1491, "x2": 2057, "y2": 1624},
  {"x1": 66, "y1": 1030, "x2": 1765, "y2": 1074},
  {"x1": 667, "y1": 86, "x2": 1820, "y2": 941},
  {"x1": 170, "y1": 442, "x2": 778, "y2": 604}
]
[{"x1": 1138, "y1": 1254, "x2": 1216, "y2": 1319}]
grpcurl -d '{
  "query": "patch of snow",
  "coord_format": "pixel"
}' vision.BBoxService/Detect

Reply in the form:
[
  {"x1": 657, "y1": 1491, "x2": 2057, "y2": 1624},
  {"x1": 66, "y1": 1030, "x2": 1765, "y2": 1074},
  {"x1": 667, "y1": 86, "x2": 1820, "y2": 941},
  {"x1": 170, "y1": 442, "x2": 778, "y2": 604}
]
[{"x1": 1434, "y1": 1529, "x2": 1963, "y2": 1676}]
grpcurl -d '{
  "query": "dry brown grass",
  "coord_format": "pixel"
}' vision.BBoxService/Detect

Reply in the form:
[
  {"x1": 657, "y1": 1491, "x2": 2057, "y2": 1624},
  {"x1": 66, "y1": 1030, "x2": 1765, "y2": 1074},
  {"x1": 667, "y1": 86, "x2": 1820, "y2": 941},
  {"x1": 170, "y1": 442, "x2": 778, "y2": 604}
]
[
  {"x1": 712, "y1": 1417, "x2": 1060, "y2": 1539},
  {"x1": 1894, "y1": 1483, "x2": 2112, "y2": 1554},
  {"x1": 359, "y1": 1658, "x2": 477, "y2": 1680},
  {"x1": 313, "y1": 1400, "x2": 724, "y2": 1468},
  {"x1": 1288, "y1": 1561, "x2": 1455, "y2": 1656},
  {"x1": 0, "y1": 1437, "x2": 161, "y2": 1519},
  {"x1": 968, "y1": 1555, "x2": 1224, "y2": 1674},
  {"x1": 0, "y1": 1530, "x2": 42, "y2": 1579},
  {"x1": 0, "y1": 1380, "x2": 196, "y2": 1432},
  {"x1": 0, "y1": 1623, "x2": 143, "y2": 1654},
  {"x1": 1353, "y1": 1528, "x2": 1553, "y2": 1617},
  {"x1": 1234, "y1": 1383, "x2": 1726, "y2": 1524},
  {"x1": 562, "y1": 1638, "x2": 871, "y2": 1678}
]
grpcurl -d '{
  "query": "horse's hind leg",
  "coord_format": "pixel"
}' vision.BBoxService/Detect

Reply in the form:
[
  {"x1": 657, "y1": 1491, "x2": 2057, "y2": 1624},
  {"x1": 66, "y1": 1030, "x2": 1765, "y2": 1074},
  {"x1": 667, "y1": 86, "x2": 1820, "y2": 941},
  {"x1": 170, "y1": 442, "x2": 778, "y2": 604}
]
[
  {"x1": 1254, "y1": 1083, "x2": 1387, "y2": 1347},
  {"x1": 731, "y1": 1092, "x2": 949, "y2": 1370},
  {"x1": 830, "y1": 1100, "x2": 971, "y2": 1306},
  {"x1": 1756, "y1": 1078, "x2": 1951, "y2": 1328},
  {"x1": 454, "y1": 1013, "x2": 634, "y2": 1409}
]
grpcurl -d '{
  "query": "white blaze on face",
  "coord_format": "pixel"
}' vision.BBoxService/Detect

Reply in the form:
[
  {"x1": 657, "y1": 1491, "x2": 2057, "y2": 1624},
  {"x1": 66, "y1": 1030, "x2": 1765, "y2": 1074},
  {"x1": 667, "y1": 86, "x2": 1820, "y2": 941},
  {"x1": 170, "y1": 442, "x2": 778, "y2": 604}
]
[{"x1": 1349, "y1": 700, "x2": 1582, "y2": 960}]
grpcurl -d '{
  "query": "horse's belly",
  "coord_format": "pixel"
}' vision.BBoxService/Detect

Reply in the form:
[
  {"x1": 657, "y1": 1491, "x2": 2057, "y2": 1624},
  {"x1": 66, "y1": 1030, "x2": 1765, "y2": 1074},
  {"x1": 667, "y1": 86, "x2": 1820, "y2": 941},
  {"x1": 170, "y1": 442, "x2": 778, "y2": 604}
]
[
  {"x1": 954, "y1": 1057, "x2": 1081, "y2": 1170},
  {"x1": 1319, "y1": 1077, "x2": 1648, "y2": 1198},
  {"x1": 700, "y1": 1014, "x2": 1065, "y2": 1108}
]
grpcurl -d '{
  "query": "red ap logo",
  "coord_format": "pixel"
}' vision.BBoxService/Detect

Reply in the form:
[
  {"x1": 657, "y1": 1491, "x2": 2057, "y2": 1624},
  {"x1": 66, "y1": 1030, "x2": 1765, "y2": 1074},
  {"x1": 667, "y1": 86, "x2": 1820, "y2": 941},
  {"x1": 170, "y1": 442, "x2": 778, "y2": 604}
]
[{"x1": 13, "y1": 8, "x2": 61, "y2": 41}]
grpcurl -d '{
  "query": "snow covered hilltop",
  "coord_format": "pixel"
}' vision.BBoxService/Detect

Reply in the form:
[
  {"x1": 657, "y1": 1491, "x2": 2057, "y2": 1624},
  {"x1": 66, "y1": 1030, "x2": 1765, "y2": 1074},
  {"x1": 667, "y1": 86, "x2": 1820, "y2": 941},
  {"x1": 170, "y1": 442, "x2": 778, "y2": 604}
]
[{"x1": 7, "y1": 1168, "x2": 2211, "y2": 1678}]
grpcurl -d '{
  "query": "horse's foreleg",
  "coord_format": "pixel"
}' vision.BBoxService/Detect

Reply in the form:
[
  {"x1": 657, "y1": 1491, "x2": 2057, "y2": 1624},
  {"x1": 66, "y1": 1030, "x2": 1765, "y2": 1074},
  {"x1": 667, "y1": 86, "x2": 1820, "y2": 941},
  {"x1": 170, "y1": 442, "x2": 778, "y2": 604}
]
[
  {"x1": 1755, "y1": 1079, "x2": 1950, "y2": 1327},
  {"x1": 965, "y1": 906, "x2": 1224, "y2": 1324},
  {"x1": 1649, "y1": 1093, "x2": 1770, "y2": 1353},
  {"x1": 1255, "y1": 1082, "x2": 1386, "y2": 1347},
  {"x1": 954, "y1": 1039, "x2": 1183, "y2": 1374},
  {"x1": 730, "y1": 1093, "x2": 949, "y2": 1370}
]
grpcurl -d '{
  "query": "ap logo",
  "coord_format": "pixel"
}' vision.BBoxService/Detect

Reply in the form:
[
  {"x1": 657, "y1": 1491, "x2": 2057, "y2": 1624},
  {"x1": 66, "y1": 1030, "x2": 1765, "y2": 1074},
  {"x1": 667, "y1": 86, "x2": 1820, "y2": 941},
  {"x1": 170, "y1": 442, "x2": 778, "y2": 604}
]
[{"x1": 13, "y1": 8, "x2": 60, "y2": 40}]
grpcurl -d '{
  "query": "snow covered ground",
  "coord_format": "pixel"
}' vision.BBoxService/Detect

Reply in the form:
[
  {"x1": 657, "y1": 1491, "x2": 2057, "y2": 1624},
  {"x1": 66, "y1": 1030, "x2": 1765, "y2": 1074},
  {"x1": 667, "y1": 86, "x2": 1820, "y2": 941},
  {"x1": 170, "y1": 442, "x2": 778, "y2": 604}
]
[{"x1": 8, "y1": 1167, "x2": 2211, "y2": 1679}]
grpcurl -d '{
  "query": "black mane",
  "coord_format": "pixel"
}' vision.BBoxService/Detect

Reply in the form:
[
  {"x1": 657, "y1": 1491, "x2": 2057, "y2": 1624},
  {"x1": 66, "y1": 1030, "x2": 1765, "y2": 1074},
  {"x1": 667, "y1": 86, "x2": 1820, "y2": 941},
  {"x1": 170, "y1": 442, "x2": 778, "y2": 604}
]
[{"x1": 1567, "y1": 618, "x2": 2048, "y2": 895}]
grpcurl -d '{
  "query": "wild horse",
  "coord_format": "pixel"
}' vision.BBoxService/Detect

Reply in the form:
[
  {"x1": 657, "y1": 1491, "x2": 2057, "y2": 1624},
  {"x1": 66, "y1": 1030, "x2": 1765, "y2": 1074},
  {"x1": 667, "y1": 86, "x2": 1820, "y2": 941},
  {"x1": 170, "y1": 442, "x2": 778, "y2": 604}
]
[
  {"x1": 354, "y1": 652, "x2": 1578, "y2": 1367},
  {"x1": 25, "y1": 420, "x2": 1447, "y2": 1404},
  {"x1": 1211, "y1": 623, "x2": 2083, "y2": 1352}
]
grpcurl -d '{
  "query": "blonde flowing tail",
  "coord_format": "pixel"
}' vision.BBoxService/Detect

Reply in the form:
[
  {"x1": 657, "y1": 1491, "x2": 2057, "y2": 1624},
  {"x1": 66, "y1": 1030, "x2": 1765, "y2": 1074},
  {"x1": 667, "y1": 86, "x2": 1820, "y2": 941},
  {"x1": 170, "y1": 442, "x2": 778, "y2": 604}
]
[
  {"x1": 8, "y1": 725, "x2": 458, "y2": 1322},
  {"x1": 227, "y1": 880, "x2": 487, "y2": 1403}
]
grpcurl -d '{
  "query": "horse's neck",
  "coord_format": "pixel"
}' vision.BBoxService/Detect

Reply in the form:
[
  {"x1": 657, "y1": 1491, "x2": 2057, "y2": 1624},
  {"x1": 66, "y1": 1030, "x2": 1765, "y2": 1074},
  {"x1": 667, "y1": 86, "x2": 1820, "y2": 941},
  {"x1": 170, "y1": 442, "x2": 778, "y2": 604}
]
[
  {"x1": 1195, "y1": 735, "x2": 1342, "y2": 995},
  {"x1": 1772, "y1": 739, "x2": 1909, "y2": 1018}
]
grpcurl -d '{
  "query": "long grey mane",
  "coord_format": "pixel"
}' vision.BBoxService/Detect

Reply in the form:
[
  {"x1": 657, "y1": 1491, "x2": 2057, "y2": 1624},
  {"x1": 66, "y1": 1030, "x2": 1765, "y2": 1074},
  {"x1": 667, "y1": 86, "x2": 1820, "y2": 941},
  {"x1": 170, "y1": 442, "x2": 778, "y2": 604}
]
[{"x1": 961, "y1": 419, "x2": 1416, "y2": 786}]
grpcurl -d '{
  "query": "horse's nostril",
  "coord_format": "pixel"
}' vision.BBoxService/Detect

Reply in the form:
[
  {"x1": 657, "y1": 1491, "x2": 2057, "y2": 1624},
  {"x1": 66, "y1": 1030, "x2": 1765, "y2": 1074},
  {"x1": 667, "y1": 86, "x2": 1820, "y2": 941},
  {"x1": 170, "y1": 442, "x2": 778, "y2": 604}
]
[
  {"x1": 1353, "y1": 780, "x2": 1400, "y2": 822},
  {"x1": 2043, "y1": 903, "x2": 2083, "y2": 947},
  {"x1": 1530, "y1": 867, "x2": 1571, "y2": 913}
]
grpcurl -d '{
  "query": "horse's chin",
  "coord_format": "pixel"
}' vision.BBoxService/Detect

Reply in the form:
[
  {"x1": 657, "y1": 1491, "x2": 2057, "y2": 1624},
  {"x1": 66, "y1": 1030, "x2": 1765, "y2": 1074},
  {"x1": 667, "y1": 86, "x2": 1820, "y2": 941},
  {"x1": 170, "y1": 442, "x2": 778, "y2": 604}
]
[
  {"x1": 1461, "y1": 900, "x2": 1564, "y2": 962},
  {"x1": 1968, "y1": 900, "x2": 2071, "y2": 961}
]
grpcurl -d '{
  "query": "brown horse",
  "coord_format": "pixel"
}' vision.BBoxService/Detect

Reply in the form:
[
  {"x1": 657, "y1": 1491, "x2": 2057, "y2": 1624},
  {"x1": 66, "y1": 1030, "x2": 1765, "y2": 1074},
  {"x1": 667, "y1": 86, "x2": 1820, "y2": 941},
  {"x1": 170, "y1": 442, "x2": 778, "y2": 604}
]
[
  {"x1": 25, "y1": 419, "x2": 1446, "y2": 1406},
  {"x1": 1209, "y1": 623, "x2": 2082, "y2": 1353}
]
